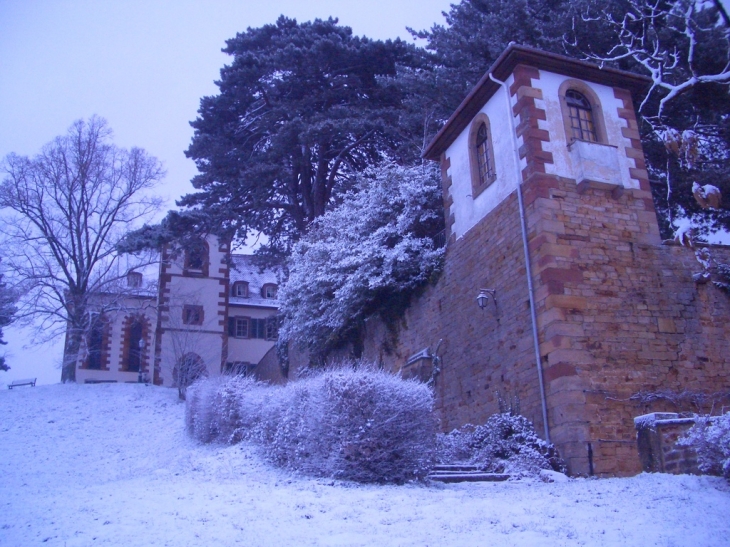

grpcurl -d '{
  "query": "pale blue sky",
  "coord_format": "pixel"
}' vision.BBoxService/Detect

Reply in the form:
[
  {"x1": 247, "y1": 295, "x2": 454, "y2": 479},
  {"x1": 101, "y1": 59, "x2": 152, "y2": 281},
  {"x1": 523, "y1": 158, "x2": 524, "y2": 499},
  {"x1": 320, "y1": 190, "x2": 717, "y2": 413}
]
[
  {"x1": 0, "y1": 0, "x2": 452, "y2": 206},
  {"x1": 0, "y1": 0, "x2": 453, "y2": 384}
]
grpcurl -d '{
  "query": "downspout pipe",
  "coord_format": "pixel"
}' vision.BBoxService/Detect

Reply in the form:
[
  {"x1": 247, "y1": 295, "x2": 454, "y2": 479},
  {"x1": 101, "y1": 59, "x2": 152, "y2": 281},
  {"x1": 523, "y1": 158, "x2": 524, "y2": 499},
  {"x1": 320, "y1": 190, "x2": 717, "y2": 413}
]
[{"x1": 488, "y1": 72, "x2": 551, "y2": 443}]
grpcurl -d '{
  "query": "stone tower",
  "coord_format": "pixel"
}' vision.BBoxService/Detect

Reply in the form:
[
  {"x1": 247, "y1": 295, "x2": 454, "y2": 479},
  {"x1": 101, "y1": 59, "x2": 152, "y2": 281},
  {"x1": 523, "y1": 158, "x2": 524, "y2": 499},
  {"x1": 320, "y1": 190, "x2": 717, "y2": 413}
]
[{"x1": 361, "y1": 45, "x2": 730, "y2": 475}]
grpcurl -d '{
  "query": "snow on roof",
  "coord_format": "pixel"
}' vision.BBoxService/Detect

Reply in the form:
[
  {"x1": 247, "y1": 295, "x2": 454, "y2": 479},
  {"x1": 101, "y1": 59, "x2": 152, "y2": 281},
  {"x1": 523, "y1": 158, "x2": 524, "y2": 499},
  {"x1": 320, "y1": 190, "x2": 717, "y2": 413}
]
[{"x1": 229, "y1": 254, "x2": 279, "y2": 309}]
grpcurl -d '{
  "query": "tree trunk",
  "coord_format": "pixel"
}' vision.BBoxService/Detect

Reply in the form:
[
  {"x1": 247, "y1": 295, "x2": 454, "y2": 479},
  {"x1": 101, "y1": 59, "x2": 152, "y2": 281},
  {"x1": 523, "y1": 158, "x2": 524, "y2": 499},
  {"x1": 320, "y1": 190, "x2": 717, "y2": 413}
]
[
  {"x1": 62, "y1": 306, "x2": 88, "y2": 383},
  {"x1": 61, "y1": 327, "x2": 81, "y2": 383}
]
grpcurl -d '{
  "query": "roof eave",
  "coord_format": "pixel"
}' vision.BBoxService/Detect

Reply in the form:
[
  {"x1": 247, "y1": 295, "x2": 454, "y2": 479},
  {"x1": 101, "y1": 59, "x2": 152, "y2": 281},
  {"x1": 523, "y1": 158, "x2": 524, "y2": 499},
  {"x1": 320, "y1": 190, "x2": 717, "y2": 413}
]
[{"x1": 422, "y1": 45, "x2": 651, "y2": 161}]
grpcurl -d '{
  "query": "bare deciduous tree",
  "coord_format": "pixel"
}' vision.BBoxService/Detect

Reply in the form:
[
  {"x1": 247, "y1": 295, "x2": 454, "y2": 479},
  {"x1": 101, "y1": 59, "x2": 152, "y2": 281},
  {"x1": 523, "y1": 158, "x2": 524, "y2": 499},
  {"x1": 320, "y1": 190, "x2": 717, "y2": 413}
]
[
  {"x1": 576, "y1": 0, "x2": 730, "y2": 122},
  {"x1": 0, "y1": 116, "x2": 164, "y2": 382},
  {"x1": 573, "y1": 0, "x2": 730, "y2": 236}
]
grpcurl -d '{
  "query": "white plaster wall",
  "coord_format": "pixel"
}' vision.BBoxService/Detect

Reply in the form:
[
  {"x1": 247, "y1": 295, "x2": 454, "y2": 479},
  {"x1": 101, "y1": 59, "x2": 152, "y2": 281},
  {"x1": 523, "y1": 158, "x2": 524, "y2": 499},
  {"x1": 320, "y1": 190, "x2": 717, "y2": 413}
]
[
  {"x1": 538, "y1": 71, "x2": 636, "y2": 189},
  {"x1": 166, "y1": 276, "x2": 223, "y2": 333},
  {"x1": 228, "y1": 338, "x2": 276, "y2": 365},
  {"x1": 157, "y1": 330, "x2": 224, "y2": 387},
  {"x1": 227, "y1": 305, "x2": 278, "y2": 364},
  {"x1": 158, "y1": 274, "x2": 226, "y2": 385},
  {"x1": 75, "y1": 296, "x2": 157, "y2": 384},
  {"x1": 166, "y1": 235, "x2": 227, "y2": 277},
  {"x1": 445, "y1": 75, "x2": 522, "y2": 240}
]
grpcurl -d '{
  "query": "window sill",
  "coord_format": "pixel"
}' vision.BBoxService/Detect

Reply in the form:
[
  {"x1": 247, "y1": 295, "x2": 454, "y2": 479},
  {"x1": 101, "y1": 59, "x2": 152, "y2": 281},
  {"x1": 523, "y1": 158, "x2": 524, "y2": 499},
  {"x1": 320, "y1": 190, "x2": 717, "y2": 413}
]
[
  {"x1": 472, "y1": 174, "x2": 497, "y2": 199},
  {"x1": 568, "y1": 140, "x2": 621, "y2": 190}
]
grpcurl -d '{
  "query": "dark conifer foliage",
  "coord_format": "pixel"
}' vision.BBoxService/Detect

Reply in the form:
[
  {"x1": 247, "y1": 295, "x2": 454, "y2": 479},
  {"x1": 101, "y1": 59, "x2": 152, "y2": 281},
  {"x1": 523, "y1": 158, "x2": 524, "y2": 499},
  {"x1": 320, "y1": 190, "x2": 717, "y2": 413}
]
[{"x1": 181, "y1": 16, "x2": 424, "y2": 257}]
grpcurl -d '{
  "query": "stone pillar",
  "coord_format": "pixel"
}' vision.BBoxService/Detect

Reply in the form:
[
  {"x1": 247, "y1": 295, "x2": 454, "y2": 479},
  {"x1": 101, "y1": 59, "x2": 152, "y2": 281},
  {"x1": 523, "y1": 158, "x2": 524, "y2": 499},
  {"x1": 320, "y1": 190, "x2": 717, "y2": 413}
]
[{"x1": 634, "y1": 412, "x2": 699, "y2": 474}]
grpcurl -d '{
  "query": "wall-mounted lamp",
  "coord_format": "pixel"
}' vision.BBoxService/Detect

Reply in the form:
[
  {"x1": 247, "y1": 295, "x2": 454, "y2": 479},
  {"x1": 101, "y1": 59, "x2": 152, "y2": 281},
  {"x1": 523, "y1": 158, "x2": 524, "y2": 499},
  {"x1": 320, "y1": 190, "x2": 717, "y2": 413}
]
[
  {"x1": 476, "y1": 288, "x2": 497, "y2": 309},
  {"x1": 138, "y1": 338, "x2": 146, "y2": 383}
]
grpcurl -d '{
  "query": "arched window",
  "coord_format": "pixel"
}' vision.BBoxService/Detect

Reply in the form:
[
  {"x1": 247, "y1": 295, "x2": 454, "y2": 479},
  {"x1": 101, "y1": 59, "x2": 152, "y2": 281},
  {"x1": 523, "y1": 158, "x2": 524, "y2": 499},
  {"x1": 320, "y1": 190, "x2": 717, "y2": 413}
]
[
  {"x1": 184, "y1": 239, "x2": 208, "y2": 275},
  {"x1": 85, "y1": 315, "x2": 107, "y2": 370},
  {"x1": 468, "y1": 114, "x2": 497, "y2": 197},
  {"x1": 476, "y1": 123, "x2": 493, "y2": 185},
  {"x1": 125, "y1": 317, "x2": 144, "y2": 372},
  {"x1": 565, "y1": 90, "x2": 598, "y2": 143}
]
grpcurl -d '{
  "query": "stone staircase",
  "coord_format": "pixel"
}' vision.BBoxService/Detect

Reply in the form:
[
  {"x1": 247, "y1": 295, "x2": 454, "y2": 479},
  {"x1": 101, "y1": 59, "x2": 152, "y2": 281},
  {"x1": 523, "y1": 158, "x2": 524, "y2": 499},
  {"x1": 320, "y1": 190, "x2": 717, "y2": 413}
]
[{"x1": 428, "y1": 464, "x2": 509, "y2": 483}]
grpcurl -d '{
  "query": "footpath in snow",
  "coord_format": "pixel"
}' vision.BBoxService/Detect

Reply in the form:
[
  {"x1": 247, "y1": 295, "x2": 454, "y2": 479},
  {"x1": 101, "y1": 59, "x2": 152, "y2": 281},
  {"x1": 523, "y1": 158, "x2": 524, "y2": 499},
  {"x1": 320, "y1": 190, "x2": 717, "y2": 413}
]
[{"x1": 1, "y1": 383, "x2": 729, "y2": 547}]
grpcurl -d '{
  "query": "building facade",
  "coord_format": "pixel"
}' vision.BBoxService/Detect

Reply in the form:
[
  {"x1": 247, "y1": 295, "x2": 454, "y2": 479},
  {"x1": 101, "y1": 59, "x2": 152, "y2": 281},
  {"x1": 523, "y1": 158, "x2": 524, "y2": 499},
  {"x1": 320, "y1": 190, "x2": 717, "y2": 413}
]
[{"x1": 73, "y1": 238, "x2": 280, "y2": 388}]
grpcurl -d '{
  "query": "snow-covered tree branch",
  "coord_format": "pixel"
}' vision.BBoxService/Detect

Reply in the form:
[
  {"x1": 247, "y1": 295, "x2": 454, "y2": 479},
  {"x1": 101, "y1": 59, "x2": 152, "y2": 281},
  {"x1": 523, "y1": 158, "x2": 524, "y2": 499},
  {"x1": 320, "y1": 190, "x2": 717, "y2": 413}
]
[
  {"x1": 579, "y1": 0, "x2": 729, "y2": 122},
  {"x1": 278, "y1": 163, "x2": 445, "y2": 362},
  {"x1": 572, "y1": 0, "x2": 730, "y2": 238}
]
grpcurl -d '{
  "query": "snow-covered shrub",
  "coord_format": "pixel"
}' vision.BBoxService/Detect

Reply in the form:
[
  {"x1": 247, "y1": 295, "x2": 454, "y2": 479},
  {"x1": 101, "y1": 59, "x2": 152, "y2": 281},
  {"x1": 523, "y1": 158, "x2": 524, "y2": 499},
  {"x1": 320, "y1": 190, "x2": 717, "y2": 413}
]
[
  {"x1": 679, "y1": 413, "x2": 730, "y2": 480},
  {"x1": 437, "y1": 413, "x2": 566, "y2": 477},
  {"x1": 186, "y1": 375, "x2": 272, "y2": 445},
  {"x1": 185, "y1": 366, "x2": 437, "y2": 483},
  {"x1": 264, "y1": 368, "x2": 436, "y2": 482},
  {"x1": 185, "y1": 376, "x2": 225, "y2": 444},
  {"x1": 212, "y1": 375, "x2": 265, "y2": 444},
  {"x1": 279, "y1": 163, "x2": 444, "y2": 360}
]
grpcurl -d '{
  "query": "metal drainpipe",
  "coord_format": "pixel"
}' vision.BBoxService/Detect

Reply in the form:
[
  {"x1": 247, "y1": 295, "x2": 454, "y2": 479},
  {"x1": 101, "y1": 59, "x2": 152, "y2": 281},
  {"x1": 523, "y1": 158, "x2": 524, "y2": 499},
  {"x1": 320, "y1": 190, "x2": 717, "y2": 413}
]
[{"x1": 488, "y1": 72, "x2": 551, "y2": 443}]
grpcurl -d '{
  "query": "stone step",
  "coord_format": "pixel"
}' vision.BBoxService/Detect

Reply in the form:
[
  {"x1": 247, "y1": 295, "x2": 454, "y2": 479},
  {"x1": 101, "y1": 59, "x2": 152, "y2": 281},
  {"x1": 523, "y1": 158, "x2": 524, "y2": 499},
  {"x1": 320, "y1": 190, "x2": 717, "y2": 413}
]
[
  {"x1": 429, "y1": 472, "x2": 510, "y2": 483},
  {"x1": 432, "y1": 464, "x2": 484, "y2": 473}
]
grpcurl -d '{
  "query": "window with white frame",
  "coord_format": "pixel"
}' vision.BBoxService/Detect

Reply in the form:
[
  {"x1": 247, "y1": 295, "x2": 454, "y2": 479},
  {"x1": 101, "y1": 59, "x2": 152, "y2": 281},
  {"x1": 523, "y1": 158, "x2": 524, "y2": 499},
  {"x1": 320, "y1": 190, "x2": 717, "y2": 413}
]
[
  {"x1": 232, "y1": 281, "x2": 249, "y2": 298},
  {"x1": 262, "y1": 283, "x2": 278, "y2": 299}
]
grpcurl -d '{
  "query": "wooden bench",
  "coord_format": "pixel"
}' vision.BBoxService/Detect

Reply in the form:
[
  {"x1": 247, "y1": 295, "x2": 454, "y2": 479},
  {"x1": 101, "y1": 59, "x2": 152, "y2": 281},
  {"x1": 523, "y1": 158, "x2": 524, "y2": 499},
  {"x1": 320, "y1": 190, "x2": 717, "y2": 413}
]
[
  {"x1": 8, "y1": 378, "x2": 36, "y2": 389},
  {"x1": 83, "y1": 379, "x2": 117, "y2": 384}
]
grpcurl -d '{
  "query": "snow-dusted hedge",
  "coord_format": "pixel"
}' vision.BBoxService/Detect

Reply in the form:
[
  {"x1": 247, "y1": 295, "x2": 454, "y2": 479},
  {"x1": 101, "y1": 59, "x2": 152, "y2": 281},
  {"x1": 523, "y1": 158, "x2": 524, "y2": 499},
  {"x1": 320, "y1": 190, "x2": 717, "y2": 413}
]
[
  {"x1": 278, "y1": 163, "x2": 444, "y2": 359},
  {"x1": 186, "y1": 375, "x2": 260, "y2": 444},
  {"x1": 186, "y1": 367, "x2": 436, "y2": 483},
  {"x1": 679, "y1": 412, "x2": 730, "y2": 480},
  {"x1": 437, "y1": 413, "x2": 566, "y2": 477}
]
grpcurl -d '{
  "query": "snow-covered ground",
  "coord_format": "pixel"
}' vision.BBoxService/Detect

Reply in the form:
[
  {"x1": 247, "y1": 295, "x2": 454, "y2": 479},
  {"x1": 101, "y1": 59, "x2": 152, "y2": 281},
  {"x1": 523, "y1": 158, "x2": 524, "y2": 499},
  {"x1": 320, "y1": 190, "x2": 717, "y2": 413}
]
[{"x1": 1, "y1": 384, "x2": 729, "y2": 547}]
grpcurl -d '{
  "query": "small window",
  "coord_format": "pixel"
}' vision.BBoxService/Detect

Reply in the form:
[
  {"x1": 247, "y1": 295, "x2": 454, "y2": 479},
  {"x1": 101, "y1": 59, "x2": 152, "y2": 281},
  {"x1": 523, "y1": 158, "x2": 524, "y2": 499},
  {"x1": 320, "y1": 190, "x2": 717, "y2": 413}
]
[
  {"x1": 232, "y1": 281, "x2": 249, "y2": 298},
  {"x1": 228, "y1": 316, "x2": 249, "y2": 338},
  {"x1": 468, "y1": 114, "x2": 496, "y2": 197},
  {"x1": 182, "y1": 305, "x2": 204, "y2": 326},
  {"x1": 262, "y1": 283, "x2": 278, "y2": 299},
  {"x1": 265, "y1": 317, "x2": 278, "y2": 341},
  {"x1": 250, "y1": 317, "x2": 277, "y2": 340},
  {"x1": 475, "y1": 123, "x2": 494, "y2": 186},
  {"x1": 566, "y1": 90, "x2": 597, "y2": 143},
  {"x1": 127, "y1": 271, "x2": 142, "y2": 288}
]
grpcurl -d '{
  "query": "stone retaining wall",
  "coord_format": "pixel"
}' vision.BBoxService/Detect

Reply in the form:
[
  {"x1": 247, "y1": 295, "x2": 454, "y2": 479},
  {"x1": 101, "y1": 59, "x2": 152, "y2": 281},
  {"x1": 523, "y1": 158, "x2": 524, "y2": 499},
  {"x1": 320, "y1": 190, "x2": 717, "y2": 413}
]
[{"x1": 360, "y1": 170, "x2": 730, "y2": 476}]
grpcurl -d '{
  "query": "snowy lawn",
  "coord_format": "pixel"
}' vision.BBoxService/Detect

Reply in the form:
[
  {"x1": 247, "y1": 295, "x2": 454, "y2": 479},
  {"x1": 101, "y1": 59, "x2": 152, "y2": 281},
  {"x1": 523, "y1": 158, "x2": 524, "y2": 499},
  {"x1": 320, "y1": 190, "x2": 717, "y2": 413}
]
[{"x1": 1, "y1": 384, "x2": 729, "y2": 547}]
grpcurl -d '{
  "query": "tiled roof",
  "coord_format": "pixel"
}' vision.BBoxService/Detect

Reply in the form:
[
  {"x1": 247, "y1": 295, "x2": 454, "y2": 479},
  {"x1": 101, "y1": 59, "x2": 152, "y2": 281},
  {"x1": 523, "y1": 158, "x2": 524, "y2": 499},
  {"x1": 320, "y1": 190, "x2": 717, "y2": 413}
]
[{"x1": 229, "y1": 254, "x2": 279, "y2": 309}]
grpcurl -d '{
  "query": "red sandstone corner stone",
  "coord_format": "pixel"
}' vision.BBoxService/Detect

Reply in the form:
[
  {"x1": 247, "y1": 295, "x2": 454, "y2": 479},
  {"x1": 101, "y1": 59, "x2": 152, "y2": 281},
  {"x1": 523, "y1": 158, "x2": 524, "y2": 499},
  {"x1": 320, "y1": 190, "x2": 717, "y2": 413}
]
[
  {"x1": 545, "y1": 362, "x2": 578, "y2": 382},
  {"x1": 539, "y1": 267, "x2": 584, "y2": 285}
]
